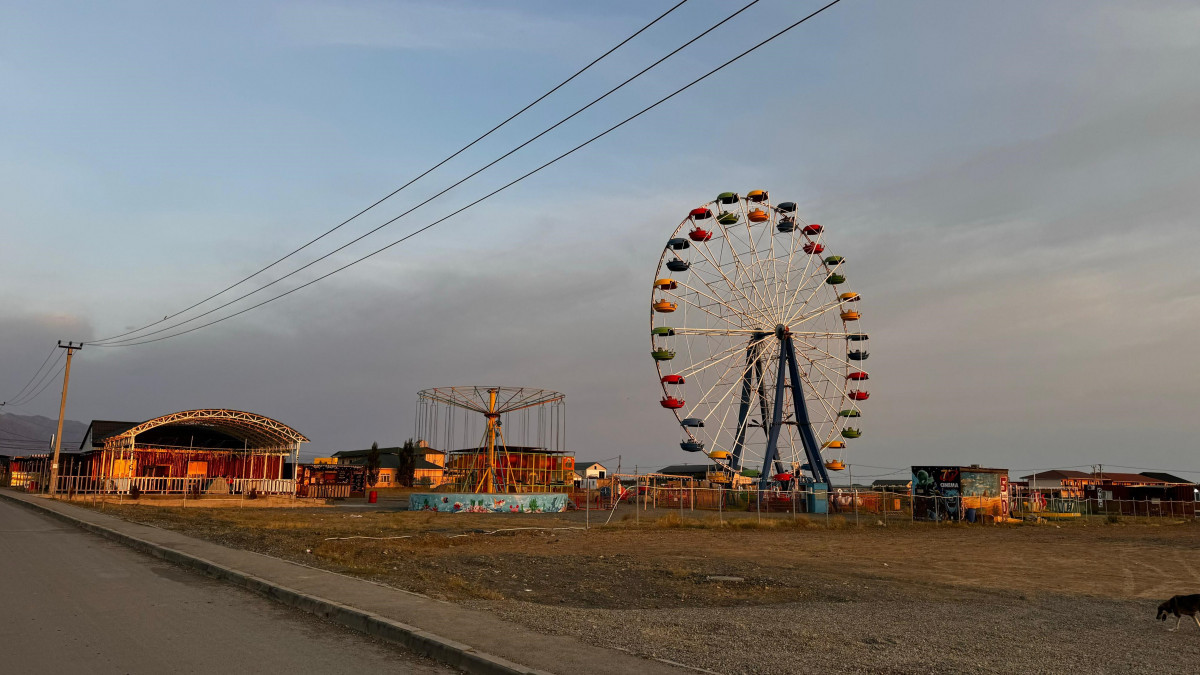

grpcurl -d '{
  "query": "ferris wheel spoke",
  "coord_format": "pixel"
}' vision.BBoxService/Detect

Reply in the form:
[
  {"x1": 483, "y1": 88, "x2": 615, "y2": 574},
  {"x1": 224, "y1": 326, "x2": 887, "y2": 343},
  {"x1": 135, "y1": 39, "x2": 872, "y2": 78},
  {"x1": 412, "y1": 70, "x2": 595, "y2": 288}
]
[
  {"x1": 672, "y1": 283, "x2": 753, "y2": 329},
  {"x1": 676, "y1": 334, "x2": 773, "y2": 379},
  {"x1": 690, "y1": 239, "x2": 761, "y2": 318},
  {"x1": 793, "y1": 337, "x2": 859, "y2": 372},
  {"x1": 784, "y1": 270, "x2": 837, "y2": 326},
  {"x1": 782, "y1": 225, "x2": 823, "y2": 323},
  {"x1": 676, "y1": 283, "x2": 761, "y2": 326},
  {"x1": 778, "y1": 251, "x2": 828, "y2": 319},
  {"x1": 692, "y1": 351, "x2": 759, "y2": 424},
  {"x1": 704, "y1": 210, "x2": 766, "y2": 311},
  {"x1": 788, "y1": 297, "x2": 844, "y2": 327},
  {"x1": 671, "y1": 328, "x2": 766, "y2": 336},
  {"x1": 782, "y1": 275, "x2": 840, "y2": 324}
]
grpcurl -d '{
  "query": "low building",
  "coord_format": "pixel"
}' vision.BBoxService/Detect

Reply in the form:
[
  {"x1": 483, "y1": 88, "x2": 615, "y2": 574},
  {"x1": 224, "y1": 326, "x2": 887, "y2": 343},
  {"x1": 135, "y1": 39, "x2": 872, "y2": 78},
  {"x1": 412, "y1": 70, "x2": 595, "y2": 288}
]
[
  {"x1": 572, "y1": 461, "x2": 609, "y2": 488},
  {"x1": 1140, "y1": 472, "x2": 1194, "y2": 485},
  {"x1": 872, "y1": 479, "x2": 911, "y2": 493},
  {"x1": 331, "y1": 445, "x2": 447, "y2": 488},
  {"x1": 1020, "y1": 470, "x2": 1094, "y2": 497},
  {"x1": 912, "y1": 465, "x2": 1009, "y2": 522}
]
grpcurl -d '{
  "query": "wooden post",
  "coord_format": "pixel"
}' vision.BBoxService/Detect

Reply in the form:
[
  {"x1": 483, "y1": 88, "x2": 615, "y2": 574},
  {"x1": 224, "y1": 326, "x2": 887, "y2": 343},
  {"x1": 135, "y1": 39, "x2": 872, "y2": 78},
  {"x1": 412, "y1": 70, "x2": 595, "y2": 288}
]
[{"x1": 49, "y1": 341, "x2": 82, "y2": 496}]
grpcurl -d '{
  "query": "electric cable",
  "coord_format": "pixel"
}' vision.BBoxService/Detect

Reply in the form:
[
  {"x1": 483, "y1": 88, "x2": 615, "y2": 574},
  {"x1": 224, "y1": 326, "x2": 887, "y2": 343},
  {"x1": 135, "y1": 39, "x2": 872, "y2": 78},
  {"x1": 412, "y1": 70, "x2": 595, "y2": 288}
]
[
  {"x1": 90, "y1": 0, "x2": 769, "y2": 346},
  {"x1": 5, "y1": 351, "x2": 65, "y2": 406},
  {"x1": 1, "y1": 345, "x2": 57, "y2": 406},
  {"x1": 86, "y1": 0, "x2": 692, "y2": 345},
  {"x1": 95, "y1": 0, "x2": 842, "y2": 347},
  {"x1": 5, "y1": 361, "x2": 66, "y2": 407}
]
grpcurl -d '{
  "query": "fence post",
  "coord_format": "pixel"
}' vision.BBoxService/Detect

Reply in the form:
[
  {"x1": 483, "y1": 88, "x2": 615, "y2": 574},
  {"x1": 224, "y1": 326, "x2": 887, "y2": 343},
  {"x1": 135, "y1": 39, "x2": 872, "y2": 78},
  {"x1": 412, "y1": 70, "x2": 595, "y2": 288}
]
[{"x1": 585, "y1": 485, "x2": 590, "y2": 531}]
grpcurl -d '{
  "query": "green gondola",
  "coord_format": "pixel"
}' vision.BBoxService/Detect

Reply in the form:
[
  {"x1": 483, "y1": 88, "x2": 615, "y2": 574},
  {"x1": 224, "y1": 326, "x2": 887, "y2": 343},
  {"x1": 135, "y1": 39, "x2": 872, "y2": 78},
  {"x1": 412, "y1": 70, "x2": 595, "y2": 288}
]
[
  {"x1": 717, "y1": 192, "x2": 739, "y2": 204},
  {"x1": 826, "y1": 273, "x2": 846, "y2": 285},
  {"x1": 740, "y1": 468, "x2": 760, "y2": 478},
  {"x1": 841, "y1": 428, "x2": 862, "y2": 439},
  {"x1": 824, "y1": 255, "x2": 844, "y2": 265},
  {"x1": 717, "y1": 211, "x2": 740, "y2": 225},
  {"x1": 652, "y1": 348, "x2": 676, "y2": 361},
  {"x1": 651, "y1": 327, "x2": 675, "y2": 336},
  {"x1": 838, "y1": 410, "x2": 861, "y2": 417}
]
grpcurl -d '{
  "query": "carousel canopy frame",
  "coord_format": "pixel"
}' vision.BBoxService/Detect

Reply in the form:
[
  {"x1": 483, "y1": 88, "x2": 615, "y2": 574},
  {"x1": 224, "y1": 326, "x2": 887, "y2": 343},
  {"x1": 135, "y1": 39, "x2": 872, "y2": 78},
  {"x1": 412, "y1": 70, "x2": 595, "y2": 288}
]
[{"x1": 101, "y1": 409, "x2": 309, "y2": 452}]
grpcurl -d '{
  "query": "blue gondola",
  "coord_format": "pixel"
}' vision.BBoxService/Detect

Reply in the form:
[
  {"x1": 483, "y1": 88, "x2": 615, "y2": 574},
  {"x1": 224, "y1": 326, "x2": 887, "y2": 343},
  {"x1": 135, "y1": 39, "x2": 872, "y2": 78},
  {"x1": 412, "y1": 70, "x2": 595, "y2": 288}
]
[
  {"x1": 846, "y1": 333, "x2": 869, "y2": 341},
  {"x1": 666, "y1": 259, "x2": 690, "y2": 272},
  {"x1": 680, "y1": 440, "x2": 705, "y2": 452},
  {"x1": 776, "y1": 201, "x2": 797, "y2": 213},
  {"x1": 667, "y1": 238, "x2": 690, "y2": 250},
  {"x1": 848, "y1": 350, "x2": 869, "y2": 361},
  {"x1": 777, "y1": 216, "x2": 796, "y2": 233},
  {"x1": 680, "y1": 417, "x2": 705, "y2": 427}
]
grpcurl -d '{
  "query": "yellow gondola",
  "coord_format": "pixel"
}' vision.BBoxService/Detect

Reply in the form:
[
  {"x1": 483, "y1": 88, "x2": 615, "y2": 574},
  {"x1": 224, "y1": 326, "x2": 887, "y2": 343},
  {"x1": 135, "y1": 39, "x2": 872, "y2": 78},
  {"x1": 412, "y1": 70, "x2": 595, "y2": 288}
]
[
  {"x1": 840, "y1": 311, "x2": 860, "y2": 321},
  {"x1": 654, "y1": 278, "x2": 678, "y2": 290},
  {"x1": 653, "y1": 299, "x2": 678, "y2": 313},
  {"x1": 839, "y1": 292, "x2": 860, "y2": 302},
  {"x1": 746, "y1": 189, "x2": 768, "y2": 202},
  {"x1": 824, "y1": 460, "x2": 846, "y2": 471},
  {"x1": 707, "y1": 450, "x2": 731, "y2": 460},
  {"x1": 822, "y1": 440, "x2": 845, "y2": 449}
]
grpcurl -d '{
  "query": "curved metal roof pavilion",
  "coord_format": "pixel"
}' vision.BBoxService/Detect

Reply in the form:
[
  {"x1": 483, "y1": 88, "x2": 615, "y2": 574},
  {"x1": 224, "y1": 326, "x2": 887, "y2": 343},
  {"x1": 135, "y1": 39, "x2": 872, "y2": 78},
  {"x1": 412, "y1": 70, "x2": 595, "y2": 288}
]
[{"x1": 101, "y1": 409, "x2": 308, "y2": 451}]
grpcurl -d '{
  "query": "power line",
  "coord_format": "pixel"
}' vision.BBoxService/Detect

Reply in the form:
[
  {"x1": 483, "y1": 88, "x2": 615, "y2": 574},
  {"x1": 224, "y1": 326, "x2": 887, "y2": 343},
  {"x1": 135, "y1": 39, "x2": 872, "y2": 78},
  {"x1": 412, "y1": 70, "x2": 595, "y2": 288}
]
[
  {"x1": 90, "y1": 0, "x2": 767, "y2": 347},
  {"x1": 5, "y1": 361, "x2": 66, "y2": 407},
  {"x1": 1, "y1": 345, "x2": 57, "y2": 405},
  {"x1": 86, "y1": 0, "x2": 692, "y2": 346},
  {"x1": 5, "y1": 352, "x2": 65, "y2": 407},
  {"x1": 95, "y1": 0, "x2": 844, "y2": 347}
]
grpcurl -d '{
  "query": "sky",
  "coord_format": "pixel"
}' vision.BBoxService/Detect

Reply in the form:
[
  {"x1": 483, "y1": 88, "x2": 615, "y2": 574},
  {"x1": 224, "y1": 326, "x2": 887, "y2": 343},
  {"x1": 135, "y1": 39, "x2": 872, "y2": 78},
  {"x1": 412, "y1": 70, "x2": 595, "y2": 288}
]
[{"x1": 2, "y1": 0, "x2": 1199, "y2": 479}]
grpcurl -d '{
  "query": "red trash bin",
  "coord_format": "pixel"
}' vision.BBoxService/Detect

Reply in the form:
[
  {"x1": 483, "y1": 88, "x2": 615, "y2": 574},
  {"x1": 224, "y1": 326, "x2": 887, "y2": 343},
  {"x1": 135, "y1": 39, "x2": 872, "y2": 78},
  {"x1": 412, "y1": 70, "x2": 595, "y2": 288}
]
[{"x1": 368, "y1": 490, "x2": 378, "y2": 503}]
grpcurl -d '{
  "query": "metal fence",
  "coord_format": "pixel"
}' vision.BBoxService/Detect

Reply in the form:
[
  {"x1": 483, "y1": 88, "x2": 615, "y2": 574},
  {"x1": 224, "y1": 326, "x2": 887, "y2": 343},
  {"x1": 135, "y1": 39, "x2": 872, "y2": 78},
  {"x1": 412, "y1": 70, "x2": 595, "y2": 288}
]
[{"x1": 51, "y1": 475, "x2": 296, "y2": 496}]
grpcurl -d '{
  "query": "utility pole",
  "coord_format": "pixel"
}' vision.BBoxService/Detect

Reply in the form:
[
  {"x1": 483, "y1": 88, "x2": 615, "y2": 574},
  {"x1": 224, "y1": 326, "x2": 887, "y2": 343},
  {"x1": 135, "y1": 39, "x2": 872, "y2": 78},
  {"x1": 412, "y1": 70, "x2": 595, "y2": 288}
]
[{"x1": 49, "y1": 341, "x2": 82, "y2": 497}]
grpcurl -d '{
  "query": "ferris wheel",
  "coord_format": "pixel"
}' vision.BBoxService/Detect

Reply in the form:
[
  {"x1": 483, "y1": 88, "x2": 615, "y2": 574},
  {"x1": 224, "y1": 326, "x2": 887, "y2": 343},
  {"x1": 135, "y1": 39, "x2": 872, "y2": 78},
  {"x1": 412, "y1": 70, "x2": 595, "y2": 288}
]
[{"x1": 650, "y1": 190, "x2": 870, "y2": 488}]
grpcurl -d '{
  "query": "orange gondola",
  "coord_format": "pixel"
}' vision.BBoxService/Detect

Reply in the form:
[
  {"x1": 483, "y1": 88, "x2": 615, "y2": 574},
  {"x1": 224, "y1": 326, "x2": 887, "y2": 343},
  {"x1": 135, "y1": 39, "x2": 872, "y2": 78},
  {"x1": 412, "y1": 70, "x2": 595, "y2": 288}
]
[
  {"x1": 653, "y1": 299, "x2": 677, "y2": 313},
  {"x1": 748, "y1": 208, "x2": 769, "y2": 223}
]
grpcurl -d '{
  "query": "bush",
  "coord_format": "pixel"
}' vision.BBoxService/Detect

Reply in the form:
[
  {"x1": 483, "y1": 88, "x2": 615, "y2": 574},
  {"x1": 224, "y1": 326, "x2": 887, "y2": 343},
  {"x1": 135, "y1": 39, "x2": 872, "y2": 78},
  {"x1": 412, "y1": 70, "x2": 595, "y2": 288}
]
[{"x1": 128, "y1": 484, "x2": 141, "y2": 500}]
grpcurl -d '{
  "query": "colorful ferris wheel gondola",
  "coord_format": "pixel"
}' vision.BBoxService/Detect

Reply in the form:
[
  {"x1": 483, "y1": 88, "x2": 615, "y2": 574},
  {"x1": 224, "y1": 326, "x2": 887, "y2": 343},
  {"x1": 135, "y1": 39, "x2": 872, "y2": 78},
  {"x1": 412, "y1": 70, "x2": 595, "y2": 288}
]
[{"x1": 649, "y1": 189, "x2": 871, "y2": 486}]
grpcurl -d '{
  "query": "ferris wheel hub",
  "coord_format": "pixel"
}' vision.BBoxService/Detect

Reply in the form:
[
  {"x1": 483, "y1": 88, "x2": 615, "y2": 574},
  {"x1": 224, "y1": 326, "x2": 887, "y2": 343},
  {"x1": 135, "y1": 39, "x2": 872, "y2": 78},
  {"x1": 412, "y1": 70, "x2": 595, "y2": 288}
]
[{"x1": 774, "y1": 324, "x2": 790, "y2": 340}]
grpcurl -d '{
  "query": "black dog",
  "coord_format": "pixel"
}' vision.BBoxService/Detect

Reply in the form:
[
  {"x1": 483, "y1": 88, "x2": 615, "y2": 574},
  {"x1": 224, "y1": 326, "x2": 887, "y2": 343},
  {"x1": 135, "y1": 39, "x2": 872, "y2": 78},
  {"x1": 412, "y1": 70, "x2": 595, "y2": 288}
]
[{"x1": 1157, "y1": 595, "x2": 1200, "y2": 632}]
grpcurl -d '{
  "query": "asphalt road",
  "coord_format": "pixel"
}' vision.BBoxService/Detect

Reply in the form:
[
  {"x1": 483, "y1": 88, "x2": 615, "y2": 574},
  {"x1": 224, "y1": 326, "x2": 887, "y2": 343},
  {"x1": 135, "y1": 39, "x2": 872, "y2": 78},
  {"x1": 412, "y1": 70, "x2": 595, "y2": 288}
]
[{"x1": 0, "y1": 499, "x2": 451, "y2": 674}]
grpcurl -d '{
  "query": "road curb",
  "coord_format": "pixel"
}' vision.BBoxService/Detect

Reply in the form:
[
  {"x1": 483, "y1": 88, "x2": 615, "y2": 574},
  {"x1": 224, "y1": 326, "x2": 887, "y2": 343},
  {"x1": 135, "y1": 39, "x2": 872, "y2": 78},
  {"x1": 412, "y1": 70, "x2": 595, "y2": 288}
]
[{"x1": 0, "y1": 490, "x2": 552, "y2": 675}]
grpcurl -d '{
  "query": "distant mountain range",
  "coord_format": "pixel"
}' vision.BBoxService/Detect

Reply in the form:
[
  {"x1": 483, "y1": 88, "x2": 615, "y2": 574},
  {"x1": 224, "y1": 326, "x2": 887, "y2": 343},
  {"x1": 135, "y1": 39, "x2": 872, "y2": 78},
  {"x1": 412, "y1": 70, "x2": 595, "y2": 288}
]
[{"x1": 0, "y1": 412, "x2": 88, "y2": 455}]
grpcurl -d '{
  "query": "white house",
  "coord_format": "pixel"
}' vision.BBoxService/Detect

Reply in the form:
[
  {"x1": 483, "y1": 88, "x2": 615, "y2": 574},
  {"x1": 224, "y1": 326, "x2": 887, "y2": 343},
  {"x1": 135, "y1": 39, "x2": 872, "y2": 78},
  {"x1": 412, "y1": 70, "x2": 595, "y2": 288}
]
[{"x1": 573, "y1": 461, "x2": 609, "y2": 488}]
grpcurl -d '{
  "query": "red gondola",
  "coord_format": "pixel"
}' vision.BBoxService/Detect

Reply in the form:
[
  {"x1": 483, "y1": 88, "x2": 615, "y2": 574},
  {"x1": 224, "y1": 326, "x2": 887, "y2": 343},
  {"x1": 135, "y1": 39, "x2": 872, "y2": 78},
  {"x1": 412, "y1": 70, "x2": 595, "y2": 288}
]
[
  {"x1": 689, "y1": 228, "x2": 712, "y2": 242},
  {"x1": 689, "y1": 207, "x2": 712, "y2": 220},
  {"x1": 660, "y1": 396, "x2": 685, "y2": 409},
  {"x1": 801, "y1": 224, "x2": 822, "y2": 236},
  {"x1": 847, "y1": 371, "x2": 869, "y2": 381},
  {"x1": 848, "y1": 391, "x2": 870, "y2": 401},
  {"x1": 661, "y1": 374, "x2": 685, "y2": 385},
  {"x1": 803, "y1": 242, "x2": 825, "y2": 254},
  {"x1": 774, "y1": 472, "x2": 794, "y2": 482}
]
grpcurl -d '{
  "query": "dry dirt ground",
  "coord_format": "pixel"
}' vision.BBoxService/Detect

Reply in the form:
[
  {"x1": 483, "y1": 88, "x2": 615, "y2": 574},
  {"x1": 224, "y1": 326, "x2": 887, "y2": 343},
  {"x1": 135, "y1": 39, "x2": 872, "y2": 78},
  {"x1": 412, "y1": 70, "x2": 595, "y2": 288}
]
[{"x1": 90, "y1": 503, "x2": 1200, "y2": 674}]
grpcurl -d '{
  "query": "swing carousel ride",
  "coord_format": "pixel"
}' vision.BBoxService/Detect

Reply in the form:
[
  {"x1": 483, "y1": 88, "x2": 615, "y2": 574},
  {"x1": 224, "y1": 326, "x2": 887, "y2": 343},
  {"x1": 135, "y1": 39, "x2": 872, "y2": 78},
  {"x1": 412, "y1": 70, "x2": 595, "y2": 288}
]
[
  {"x1": 650, "y1": 190, "x2": 871, "y2": 489},
  {"x1": 415, "y1": 386, "x2": 570, "y2": 495}
]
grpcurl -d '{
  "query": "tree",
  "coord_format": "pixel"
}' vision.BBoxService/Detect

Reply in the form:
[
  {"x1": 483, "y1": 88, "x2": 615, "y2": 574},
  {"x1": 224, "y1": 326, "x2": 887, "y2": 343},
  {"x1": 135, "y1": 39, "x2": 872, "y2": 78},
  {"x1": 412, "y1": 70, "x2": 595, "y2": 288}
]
[
  {"x1": 366, "y1": 442, "x2": 382, "y2": 488},
  {"x1": 397, "y1": 438, "x2": 417, "y2": 487}
]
